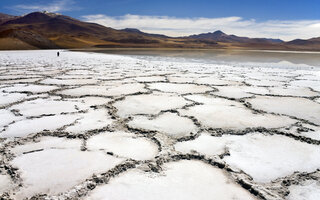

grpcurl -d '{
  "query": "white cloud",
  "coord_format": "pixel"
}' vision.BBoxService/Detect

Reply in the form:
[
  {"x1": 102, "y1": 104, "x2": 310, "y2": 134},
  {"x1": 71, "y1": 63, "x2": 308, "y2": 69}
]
[
  {"x1": 12, "y1": 0, "x2": 77, "y2": 13},
  {"x1": 82, "y1": 14, "x2": 320, "y2": 41}
]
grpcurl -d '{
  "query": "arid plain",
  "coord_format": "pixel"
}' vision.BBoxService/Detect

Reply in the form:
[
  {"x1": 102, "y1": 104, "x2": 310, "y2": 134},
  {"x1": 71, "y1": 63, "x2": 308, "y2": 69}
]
[{"x1": 0, "y1": 50, "x2": 319, "y2": 199}]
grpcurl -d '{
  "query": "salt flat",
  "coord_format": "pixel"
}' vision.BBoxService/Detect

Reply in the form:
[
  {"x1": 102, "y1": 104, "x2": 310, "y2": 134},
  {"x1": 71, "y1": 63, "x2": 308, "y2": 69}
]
[
  {"x1": 85, "y1": 160, "x2": 255, "y2": 200},
  {"x1": 175, "y1": 133, "x2": 320, "y2": 183},
  {"x1": 287, "y1": 180, "x2": 320, "y2": 200},
  {"x1": 247, "y1": 96, "x2": 320, "y2": 125},
  {"x1": 0, "y1": 50, "x2": 319, "y2": 200},
  {"x1": 128, "y1": 112, "x2": 199, "y2": 137}
]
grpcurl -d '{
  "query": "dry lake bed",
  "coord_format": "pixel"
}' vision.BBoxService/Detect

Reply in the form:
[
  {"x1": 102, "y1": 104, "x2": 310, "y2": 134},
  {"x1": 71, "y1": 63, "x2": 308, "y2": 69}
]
[{"x1": 0, "y1": 50, "x2": 320, "y2": 200}]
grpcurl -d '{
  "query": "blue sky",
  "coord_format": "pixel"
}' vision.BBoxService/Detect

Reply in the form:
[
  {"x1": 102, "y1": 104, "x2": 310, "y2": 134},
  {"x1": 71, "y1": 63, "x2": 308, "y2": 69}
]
[{"x1": 1, "y1": 0, "x2": 320, "y2": 40}]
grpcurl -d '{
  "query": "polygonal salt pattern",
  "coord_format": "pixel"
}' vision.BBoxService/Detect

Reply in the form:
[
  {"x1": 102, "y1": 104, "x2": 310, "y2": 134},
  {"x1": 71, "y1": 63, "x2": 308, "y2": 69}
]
[
  {"x1": 86, "y1": 131, "x2": 158, "y2": 160},
  {"x1": 0, "y1": 109, "x2": 23, "y2": 130},
  {"x1": 0, "y1": 92, "x2": 27, "y2": 107},
  {"x1": 11, "y1": 136, "x2": 82, "y2": 156},
  {"x1": 247, "y1": 96, "x2": 320, "y2": 125},
  {"x1": 180, "y1": 95, "x2": 296, "y2": 130},
  {"x1": 148, "y1": 82, "x2": 212, "y2": 94},
  {"x1": 11, "y1": 149, "x2": 124, "y2": 199},
  {"x1": 2, "y1": 84, "x2": 59, "y2": 93},
  {"x1": 133, "y1": 76, "x2": 166, "y2": 82},
  {"x1": 0, "y1": 50, "x2": 319, "y2": 200},
  {"x1": 40, "y1": 78, "x2": 99, "y2": 85},
  {"x1": 213, "y1": 85, "x2": 254, "y2": 99},
  {"x1": 10, "y1": 97, "x2": 87, "y2": 116},
  {"x1": 114, "y1": 93, "x2": 190, "y2": 117},
  {"x1": 0, "y1": 114, "x2": 79, "y2": 138},
  {"x1": 176, "y1": 133, "x2": 320, "y2": 183},
  {"x1": 58, "y1": 83, "x2": 146, "y2": 97},
  {"x1": 85, "y1": 160, "x2": 256, "y2": 200},
  {"x1": 65, "y1": 108, "x2": 113, "y2": 134},
  {"x1": 291, "y1": 80, "x2": 320, "y2": 92},
  {"x1": 128, "y1": 112, "x2": 199, "y2": 137},
  {"x1": 268, "y1": 86, "x2": 319, "y2": 97}
]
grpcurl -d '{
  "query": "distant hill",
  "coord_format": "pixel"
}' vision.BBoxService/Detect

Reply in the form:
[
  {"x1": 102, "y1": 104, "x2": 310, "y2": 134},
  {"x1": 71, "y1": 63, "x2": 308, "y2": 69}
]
[
  {"x1": 187, "y1": 30, "x2": 283, "y2": 44},
  {"x1": 120, "y1": 28, "x2": 169, "y2": 38},
  {"x1": 0, "y1": 11, "x2": 223, "y2": 49},
  {"x1": 284, "y1": 37, "x2": 320, "y2": 50},
  {"x1": 0, "y1": 13, "x2": 18, "y2": 24},
  {"x1": 0, "y1": 12, "x2": 170, "y2": 49},
  {"x1": 0, "y1": 11, "x2": 319, "y2": 50},
  {"x1": 0, "y1": 29, "x2": 58, "y2": 49},
  {"x1": 287, "y1": 37, "x2": 320, "y2": 45}
]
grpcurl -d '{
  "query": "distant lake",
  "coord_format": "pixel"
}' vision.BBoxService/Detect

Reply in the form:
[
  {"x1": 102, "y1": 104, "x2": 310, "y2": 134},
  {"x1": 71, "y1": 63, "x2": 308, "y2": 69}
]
[{"x1": 80, "y1": 48, "x2": 320, "y2": 69}]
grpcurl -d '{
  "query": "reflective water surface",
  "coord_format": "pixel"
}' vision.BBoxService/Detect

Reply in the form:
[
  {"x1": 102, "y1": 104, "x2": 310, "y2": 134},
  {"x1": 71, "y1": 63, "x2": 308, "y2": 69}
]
[{"x1": 82, "y1": 48, "x2": 320, "y2": 68}]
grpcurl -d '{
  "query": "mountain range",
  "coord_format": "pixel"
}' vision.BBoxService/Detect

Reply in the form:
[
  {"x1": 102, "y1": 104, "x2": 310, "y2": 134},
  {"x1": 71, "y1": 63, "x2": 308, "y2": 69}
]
[{"x1": 0, "y1": 11, "x2": 319, "y2": 51}]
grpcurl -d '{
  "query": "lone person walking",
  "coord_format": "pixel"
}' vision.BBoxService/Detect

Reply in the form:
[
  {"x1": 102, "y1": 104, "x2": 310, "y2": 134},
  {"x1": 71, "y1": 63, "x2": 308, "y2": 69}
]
[{"x1": 57, "y1": 52, "x2": 60, "y2": 57}]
